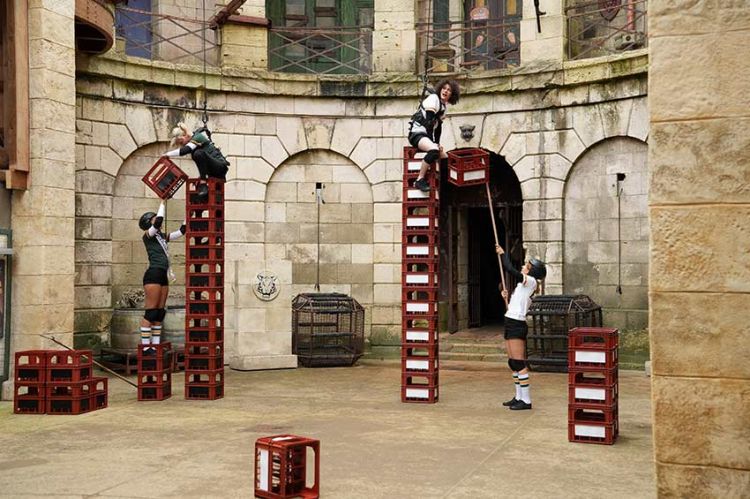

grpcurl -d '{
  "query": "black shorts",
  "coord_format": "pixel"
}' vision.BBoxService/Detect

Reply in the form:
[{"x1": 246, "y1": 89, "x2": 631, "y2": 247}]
[
  {"x1": 143, "y1": 267, "x2": 169, "y2": 286},
  {"x1": 504, "y1": 318, "x2": 528, "y2": 340},
  {"x1": 408, "y1": 132, "x2": 430, "y2": 148}
]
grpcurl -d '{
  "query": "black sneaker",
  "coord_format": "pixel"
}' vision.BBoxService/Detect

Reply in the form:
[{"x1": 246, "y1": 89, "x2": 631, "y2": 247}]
[
  {"x1": 509, "y1": 400, "x2": 532, "y2": 411},
  {"x1": 414, "y1": 178, "x2": 430, "y2": 192},
  {"x1": 197, "y1": 183, "x2": 209, "y2": 198},
  {"x1": 502, "y1": 397, "x2": 518, "y2": 407}
]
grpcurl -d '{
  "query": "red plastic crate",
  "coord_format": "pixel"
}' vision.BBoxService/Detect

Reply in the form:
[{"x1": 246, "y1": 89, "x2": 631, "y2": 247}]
[
  {"x1": 47, "y1": 366, "x2": 92, "y2": 382},
  {"x1": 402, "y1": 260, "x2": 439, "y2": 274},
  {"x1": 137, "y1": 343, "x2": 173, "y2": 373},
  {"x1": 403, "y1": 185, "x2": 439, "y2": 204},
  {"x1": 401, "y1": 384, "x2": 439, "y2": 404},
  {"x1": 568, "y1": 412, "x2": 619, "y2": 445},
  {"x1": 186, "y1": 178, "x2": 225, "y2": 205},
  {"x1": 402, "y1": 312, "x2": 439, "y2": 324},
  {"x1": 403, "y1": 288, "x2": 439, "y2": 303},
  {"x1": 187, "y1": 301, "x2": 224, "y2": 316},
  {"x1": 568, "y1": 383, "x2": 618, "y2": 408},
  {"x1": 187, "y1": 273, "x2": 224, "y2": 288},
  {"x1": 46, "y1": 395, "x2": 91, "y2": 415},
  {"x1": 47, "y1": 350, "x2": 93, "y2": 368},
  {"x1": 185, "y1": 354, "x2": 224, "y2": 371},
  {"x1": 188, "y1": 262, "x2": 224, "y2": 276},
  {"x1": 186, "y1": 343, "x2": 224, "y2": 357},
  {"x1": 139, "y1": 371, "x2": 172, "y2": 387},
  {"x1": 402, "y1": 355, "x2": 439, "y2": 374},
  {"x1": 184, "y1": 369, "x2": 224, "y2": 385},
  {"x1": 402, "y1": 271, "x2": 439, "y2": 290},
  {"x1": 15, "y1": 350, "x2": 47, "y2": 369},
  {"x1": 569, "y1": 327, "x2": 619, "y2": 350},
  {"x1": 568, "y1": 346, "x2": 618, "y2": 369},
  {"x1": 402, "y1": 344, "x2": 438, "y2": 358},
  {"x1": 402, "y1": 316, "x2": 438, "y2": 330},
  {"x1": 254, "y1": 435, "x2": 320, "y2": 499},
  {"x1": 568, "y1": 368, "x2": 618, "y2": 387},
  {"x1": 402, "y1": 300, "x2": 438, "y2": 316},
  {"x1": 402, "y1": 327, "x2": 438, "y2": 345},
  {"x1": 187, "y1": 247, "x2": 225, "y2": 261},
  {"x1": 403, "y1": 203, "x2": 439, "y2": 220},
  {"x1": 46, "y1": 378, "x2": 101, "y2": 398},
  {"x1": 447, "y1": 148, "x2": 489, "y2": 187},
  {"x1": 402, "y1": 371, "x2": 439, "y2": 387},
  {"x1": 14, "y1": 383, "x2": 46, "y2": 414},
  {"x1": 138, "y1": 384, "x2": 172, "y2": 401},
  {"x1": 187, "y1": 219, "x2": 224, "y2": 235},
  {"x1": 186, "y1": 327, "x2": 224, "y2": 344},
  {"x1": 142, "y1": 157, "x2": 188, "y2": 200},
  {"x1": 185, "y1": 383, "x2": 224, "y2": 400},
  {"x1": 569, "y1": 406, "x2": 618, "y2": 426},
  {"x1": 186, "y1": 316, "x2": 223, "y2": 329},
  {"x1": 15, "y1": 366, "x2": 46, "y2": 383}
]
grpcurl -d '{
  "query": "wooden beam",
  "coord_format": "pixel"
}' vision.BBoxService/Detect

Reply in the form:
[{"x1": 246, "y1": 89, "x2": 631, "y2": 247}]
[{"x1": 2, "y1": 0, "x2": 29, "y2": 190}]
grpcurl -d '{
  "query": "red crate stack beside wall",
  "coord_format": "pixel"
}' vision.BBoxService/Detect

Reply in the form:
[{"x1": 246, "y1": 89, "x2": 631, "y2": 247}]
[{"x1": 184, "y1": 179, "x2": 225, "y2": 400}]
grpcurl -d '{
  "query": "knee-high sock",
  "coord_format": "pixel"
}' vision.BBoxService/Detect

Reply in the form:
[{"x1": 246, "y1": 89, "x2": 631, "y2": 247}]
[
  {"x1": 518, "y1": 372, "x2": 531, "y2": 404},
  {"x1": 140, "y1": 326, "x2": 151, "y2": 345},
  {"x1": 513, "y1": 372, "x2": 521, "y2": 400},
  {"x1": 151, "y1": 325, "x2": 162, "y2": 345}
]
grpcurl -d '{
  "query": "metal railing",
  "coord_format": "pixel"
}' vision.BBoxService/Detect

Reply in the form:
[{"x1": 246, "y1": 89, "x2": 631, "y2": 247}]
[
  {"x1": 566, "y1": 0, "x2": 648, "y2": 60},
  {"x1": 268, "y1": 26, "x2": 373, "y2": 75},
  {"x1": 113, "y1": 4, "x2": 219, "y2": 66},
  {"x1": 416, "y1": 17, "x2": 522, "y2": 75}
]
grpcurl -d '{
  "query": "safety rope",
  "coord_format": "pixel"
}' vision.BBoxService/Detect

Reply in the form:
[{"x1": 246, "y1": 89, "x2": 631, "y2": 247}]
[{"x1": 201, "y1": 0, "x2": 209, "y2": 127}]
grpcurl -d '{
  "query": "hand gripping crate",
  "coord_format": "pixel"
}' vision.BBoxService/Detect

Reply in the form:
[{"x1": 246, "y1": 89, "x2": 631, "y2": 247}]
[
  {"x1": 142, "y1": 157, "x2": 188, "y2": 200},
  {"x1": 255, "y1": 435, "x2": 320, "y2": 499},
  {"x1": 447, "y1": 148, "x2": 489, "y2": 187}
]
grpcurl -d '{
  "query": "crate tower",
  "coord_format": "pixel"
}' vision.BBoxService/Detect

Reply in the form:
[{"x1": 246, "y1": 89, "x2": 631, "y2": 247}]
[
  {"x1": 568, "y1": 327, "x2": 619, "y2": 444},
  {"x1": 137, "y1": 342, "x2": 173, "y2": 401},
  {"x1": 184, "y1": 179, "x2": 225, "y2": 400},
  {"x1": 401, "y1": 148, "x2": 441, "y2": 403}
]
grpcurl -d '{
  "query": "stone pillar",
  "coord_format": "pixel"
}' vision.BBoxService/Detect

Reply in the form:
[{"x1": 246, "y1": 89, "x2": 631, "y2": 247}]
[
  {"x1": 2, "y1": 1, "x2": 76, "y2": 399},
  {"x1": 649, "y1": 2, "x2": 750, "y2": 495},
  {"x1": 520, "y1": 0, "x2": 564, "y2": 65},
  {"x1": 372, "y1": 0, "x2": 416, "y2": 73}
]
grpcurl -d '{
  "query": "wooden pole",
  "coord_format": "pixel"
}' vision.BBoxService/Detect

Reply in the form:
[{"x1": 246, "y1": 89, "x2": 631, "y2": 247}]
[{"x1": 485, "y1": 182, "x2": 508, "y2": 306}]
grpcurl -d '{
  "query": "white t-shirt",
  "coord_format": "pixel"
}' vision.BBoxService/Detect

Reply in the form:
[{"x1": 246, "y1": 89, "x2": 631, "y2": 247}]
[
  {"x1": 504, "y1": 275, "x2": 538, "y2": 321},
  {"x1": 410, "y1": 94, "x2": 445, "y2": 137}
]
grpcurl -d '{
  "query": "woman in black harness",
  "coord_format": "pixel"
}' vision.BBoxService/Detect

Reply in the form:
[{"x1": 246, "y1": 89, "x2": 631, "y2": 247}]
[
  {"x1": 407, "y1": 79, "x2": 460, "y2": 192},
  {"x1": 163, "y1": 123, "x2": 229, "y2": 198},
  {"x1": 138, "y1": 200, "x2": 185, "y2": 349}
]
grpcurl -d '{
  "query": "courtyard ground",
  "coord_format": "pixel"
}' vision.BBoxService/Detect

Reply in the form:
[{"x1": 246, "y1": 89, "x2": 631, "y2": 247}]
[{"x1": 0, "y1": 361, "x2": 654, "y2": 498}]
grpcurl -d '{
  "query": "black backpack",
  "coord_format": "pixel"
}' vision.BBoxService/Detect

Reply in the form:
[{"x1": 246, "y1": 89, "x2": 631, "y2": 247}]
[{"x1": 192, "y1": 127, "x2": 230, "y2": 174}]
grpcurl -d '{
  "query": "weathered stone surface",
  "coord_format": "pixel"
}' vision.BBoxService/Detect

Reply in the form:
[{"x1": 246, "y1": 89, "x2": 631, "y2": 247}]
[
  {"x1": 652, "y1": 376, "x2": 750, "y2": 470},
  {"x1": 651, "y1": 206, "x2": 750, "y2": 293},
  {"x1": 276, "y1": 116, "x2": 307, "y2": 157},
  {"x1": 655, "y1": 463, "x2": 750, "y2": 499},
  {"x1": 650, "y1": 118, "x2": 750, "y2": 205},
  {"x1": 302, "y1": 117, "x2": 334, "y2": 150}
]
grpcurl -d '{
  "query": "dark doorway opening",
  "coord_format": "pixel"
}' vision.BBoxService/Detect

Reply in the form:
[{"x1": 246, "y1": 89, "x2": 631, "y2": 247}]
[{"x1": 468, "y1": 207, "x2": 505, "y2": 325}]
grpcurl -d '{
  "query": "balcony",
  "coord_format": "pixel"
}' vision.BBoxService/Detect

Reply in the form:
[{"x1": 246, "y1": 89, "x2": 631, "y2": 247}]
[
  {"x1": 566, "y1": 0, "x2": 648, "y2": 60},
  {"x1": 268, "y1": 26, "x2": 373, "y2": 75},
  {"x1": 416, "y1": 17, "x2": 522, "y2": 75}
]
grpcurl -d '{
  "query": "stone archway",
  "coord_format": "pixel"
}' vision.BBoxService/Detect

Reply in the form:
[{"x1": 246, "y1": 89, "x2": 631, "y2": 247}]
[{"x1": 563, "y1": 136, "x2": 648, "y2": 330}]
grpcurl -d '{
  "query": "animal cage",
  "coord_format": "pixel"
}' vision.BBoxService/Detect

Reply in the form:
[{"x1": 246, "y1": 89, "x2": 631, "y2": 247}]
[
  {"x1": 292, "y1": 293, "x2": 365, "y2": 367},
  {"x1": 526, "y1": 295, "x2": 603, "y2": 371}
]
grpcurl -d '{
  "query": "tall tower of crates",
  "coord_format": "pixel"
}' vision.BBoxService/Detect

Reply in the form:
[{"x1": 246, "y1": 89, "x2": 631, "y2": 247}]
[
  {"x1": 401, "y1": 148, "x2": 440, "y2": 403},
  {"x1": 184, "y1": 179, "x2": 225, "y2": 400}
]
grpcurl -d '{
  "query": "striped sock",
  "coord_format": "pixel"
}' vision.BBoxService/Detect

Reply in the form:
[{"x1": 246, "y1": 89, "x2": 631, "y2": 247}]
[
  {"x1": 140, "y1": 327, "x2": 151, "y2": 345},
  {"x1": 151, "y1": 325, "x2": 162, "y2": 345},
  {"x1": 518, "y1": 373, "x2": 531, "y2": 404},
  {"x1": 513, "y1": 373, "x2": 521, "y2": 400}
]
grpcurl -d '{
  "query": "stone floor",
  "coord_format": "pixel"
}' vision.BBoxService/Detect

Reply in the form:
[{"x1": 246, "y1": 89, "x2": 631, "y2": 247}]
[{"x1": 0, "y1": 362, "x2": 655, "y2": 498}]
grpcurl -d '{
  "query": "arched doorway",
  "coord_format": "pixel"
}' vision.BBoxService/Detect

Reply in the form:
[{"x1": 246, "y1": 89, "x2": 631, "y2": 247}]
[{"x1": 439, "y1": 151, "x2": 523, "y2": 332}]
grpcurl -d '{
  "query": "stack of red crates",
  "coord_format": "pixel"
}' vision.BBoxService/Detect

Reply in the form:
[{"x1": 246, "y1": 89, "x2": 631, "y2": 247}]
[
  {"x1": 401, "y1": 147, "x2": 440, "y2": 403},
  {"x1": 568, "y1": 327, "x2": 619, "y2": 444},
  {"x1": 137, "y1": 342, "x2": 173, "y2": 401},
  {"x1": 14, "y1": 350, "x2": 107, "y2": 415},
  {"x1": 184, "y1": 178, "x2": 225, "y2": 400},
  {"x1": 254, "y1": 435, "x2": 320, "y2": 499}
]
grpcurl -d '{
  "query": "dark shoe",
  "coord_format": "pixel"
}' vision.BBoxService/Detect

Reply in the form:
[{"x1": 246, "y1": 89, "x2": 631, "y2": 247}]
[
  {"x1": 502, "y1": 397, "x2": 518, "y2": 407},
  {"x1": 509, "y1": 400, "x2": 532, "y2": 411},
  {"x1": 415, "y1": 178, "x2": 430, "y2": 192},
  {"x1": 197, "y1": 183, "x2": 209, "y2": 198}
]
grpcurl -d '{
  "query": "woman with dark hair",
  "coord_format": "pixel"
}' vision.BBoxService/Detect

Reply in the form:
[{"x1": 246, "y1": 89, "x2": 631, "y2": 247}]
[
  {"x1": 407, "y1": 79, "x2": 460, "y2": 192},
  {"x1": 137, "y1": 200, "x2": 185, "y2": 350}
]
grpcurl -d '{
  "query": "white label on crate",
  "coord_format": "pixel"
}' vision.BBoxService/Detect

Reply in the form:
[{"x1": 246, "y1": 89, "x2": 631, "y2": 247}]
[
  {"x1": 406, "y1": 274, "x2": 429, "y2": 285},
  {"x1": 408, "y1": 161, "x2": 422, "y2": 171},
  {"x1": 407, "y1": 217, "x2": 430, "y2": 227},
  {"x1": 406, "y1": 330, "x2": 429, "y2": 342},
  {"x1": 406, "y1": 388, "x2": 429, "y2": 399},
  {"x1": 575, "y1": 424, "x2": 606, "y2": 438},
  {"x1": 406, "y1": 359, "x2": 430, "y2": 370},
  {"x1": 576, "y1": 387, "x2": 606, "y2": 401},
  {"x1": 464, "y1": 170, "x2": 486, "y2": 181},
  {"x1": 575, "y1": 351, "x2": 606, "y2": 364},
  {"x1": 406, "y1": 303, "x2": 430, "y2": 313},
  {"x1": 407, "y1": 246, "x2": 429, "y2": 256},
  {"x1": 258, "y1": 449, "x2": 269, "y2": 491},
  {"x1": 450, "y1": 169, "x2": 458, "y2": 179},
  {"x1": 408, "y1": 189, "x2": 428, "y2": 199},
  {"x1": 414, "y1": 152, "x2": 426, "y2": 160}
]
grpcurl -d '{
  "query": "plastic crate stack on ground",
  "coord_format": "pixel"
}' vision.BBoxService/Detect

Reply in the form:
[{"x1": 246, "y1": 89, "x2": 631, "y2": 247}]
[
  {"x1": 137, "y1": 343, "x2": 173, "y2": 401},
  {"x1": 401, "y1": 147, "x2": 440, "y2": 404},
  {"x1": 184, "y1": 179, "x2": 225, "y2": 400},
  {"x1": 568, "y1": 327, "x2": 619, "y2": 444},
  {"x1": 254, "y1": 435, "x2": 320, "y2": 499},
  {"x1": 14, "y1": 350, "x2": 108, "y2": 415}
]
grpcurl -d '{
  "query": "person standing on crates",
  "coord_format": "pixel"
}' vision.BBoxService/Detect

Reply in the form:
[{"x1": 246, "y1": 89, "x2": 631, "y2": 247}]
[
  {"x1": 407, "y1": 80, "x2": 460, "y2": 192},
  {"x1": 138, "y1": 200, "x2": 185, "y2": 351},
  {"x1": 163, "y1": 123, "x2": 229, "y2": 198},
  {"x1": 495, "y1": 244, "x2": 546, "y2": 410}
]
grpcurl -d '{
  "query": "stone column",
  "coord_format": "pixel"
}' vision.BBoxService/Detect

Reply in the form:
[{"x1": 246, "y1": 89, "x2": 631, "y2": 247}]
[
  {"x1": 520, "y1": 0, "x2": 565, "y2": 65},
  {"x1": 2, "y1": 1, "x2": 77, "y2": 399},
  {"x1": 372, "y1": 0, "x2": 416, "y2": 73},
  {"x1": 649, "y1": 2, "x2": 750, "y2": 495}
]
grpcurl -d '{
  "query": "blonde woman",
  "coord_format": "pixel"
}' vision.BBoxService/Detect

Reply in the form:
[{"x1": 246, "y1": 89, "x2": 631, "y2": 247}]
[{"x1": 162, "y1": 123, "x2": 229, "y2": 197}]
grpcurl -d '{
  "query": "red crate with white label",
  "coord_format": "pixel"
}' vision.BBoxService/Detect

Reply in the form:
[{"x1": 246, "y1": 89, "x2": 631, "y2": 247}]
[{"x1": 447, "y1": 148, "x2": 489, "y2": 187}]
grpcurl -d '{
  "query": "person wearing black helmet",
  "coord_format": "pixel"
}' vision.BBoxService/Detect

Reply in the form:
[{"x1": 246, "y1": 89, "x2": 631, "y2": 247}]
[
  {"x1": 495, "y1": 244, "x2": 546, "y2": 410},
  {"x1": 138, "y1": 200, "x2": 186, "y2": 350}
]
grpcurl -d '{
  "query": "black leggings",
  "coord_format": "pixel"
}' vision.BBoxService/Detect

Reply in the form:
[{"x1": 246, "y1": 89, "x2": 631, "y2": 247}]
[{"x1": 192, "y1": 149, "x2": 228, "y2": 180}]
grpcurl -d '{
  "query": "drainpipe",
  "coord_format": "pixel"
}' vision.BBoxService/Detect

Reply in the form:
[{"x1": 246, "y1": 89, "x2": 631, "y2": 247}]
[{"x1": 0, "y1": 229, "x2": 12, "y2": 384}]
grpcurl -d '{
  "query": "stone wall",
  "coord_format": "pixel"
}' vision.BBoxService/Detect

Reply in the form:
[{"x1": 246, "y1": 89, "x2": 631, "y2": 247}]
[
  {"x1": 649, "y1": 2, "x2": 750, "y2": 495},
  {"x1": 564, "y1": 136, "x2": 648, "y2": 330}
]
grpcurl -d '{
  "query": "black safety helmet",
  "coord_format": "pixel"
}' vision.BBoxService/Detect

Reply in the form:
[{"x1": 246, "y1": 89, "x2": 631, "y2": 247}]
[
  {"x1": 528, "y1": 258, "x2": 547, "y2": 280},
  {"x1": 138, "y1": 211, "x2": 157, "y2": 231}
]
